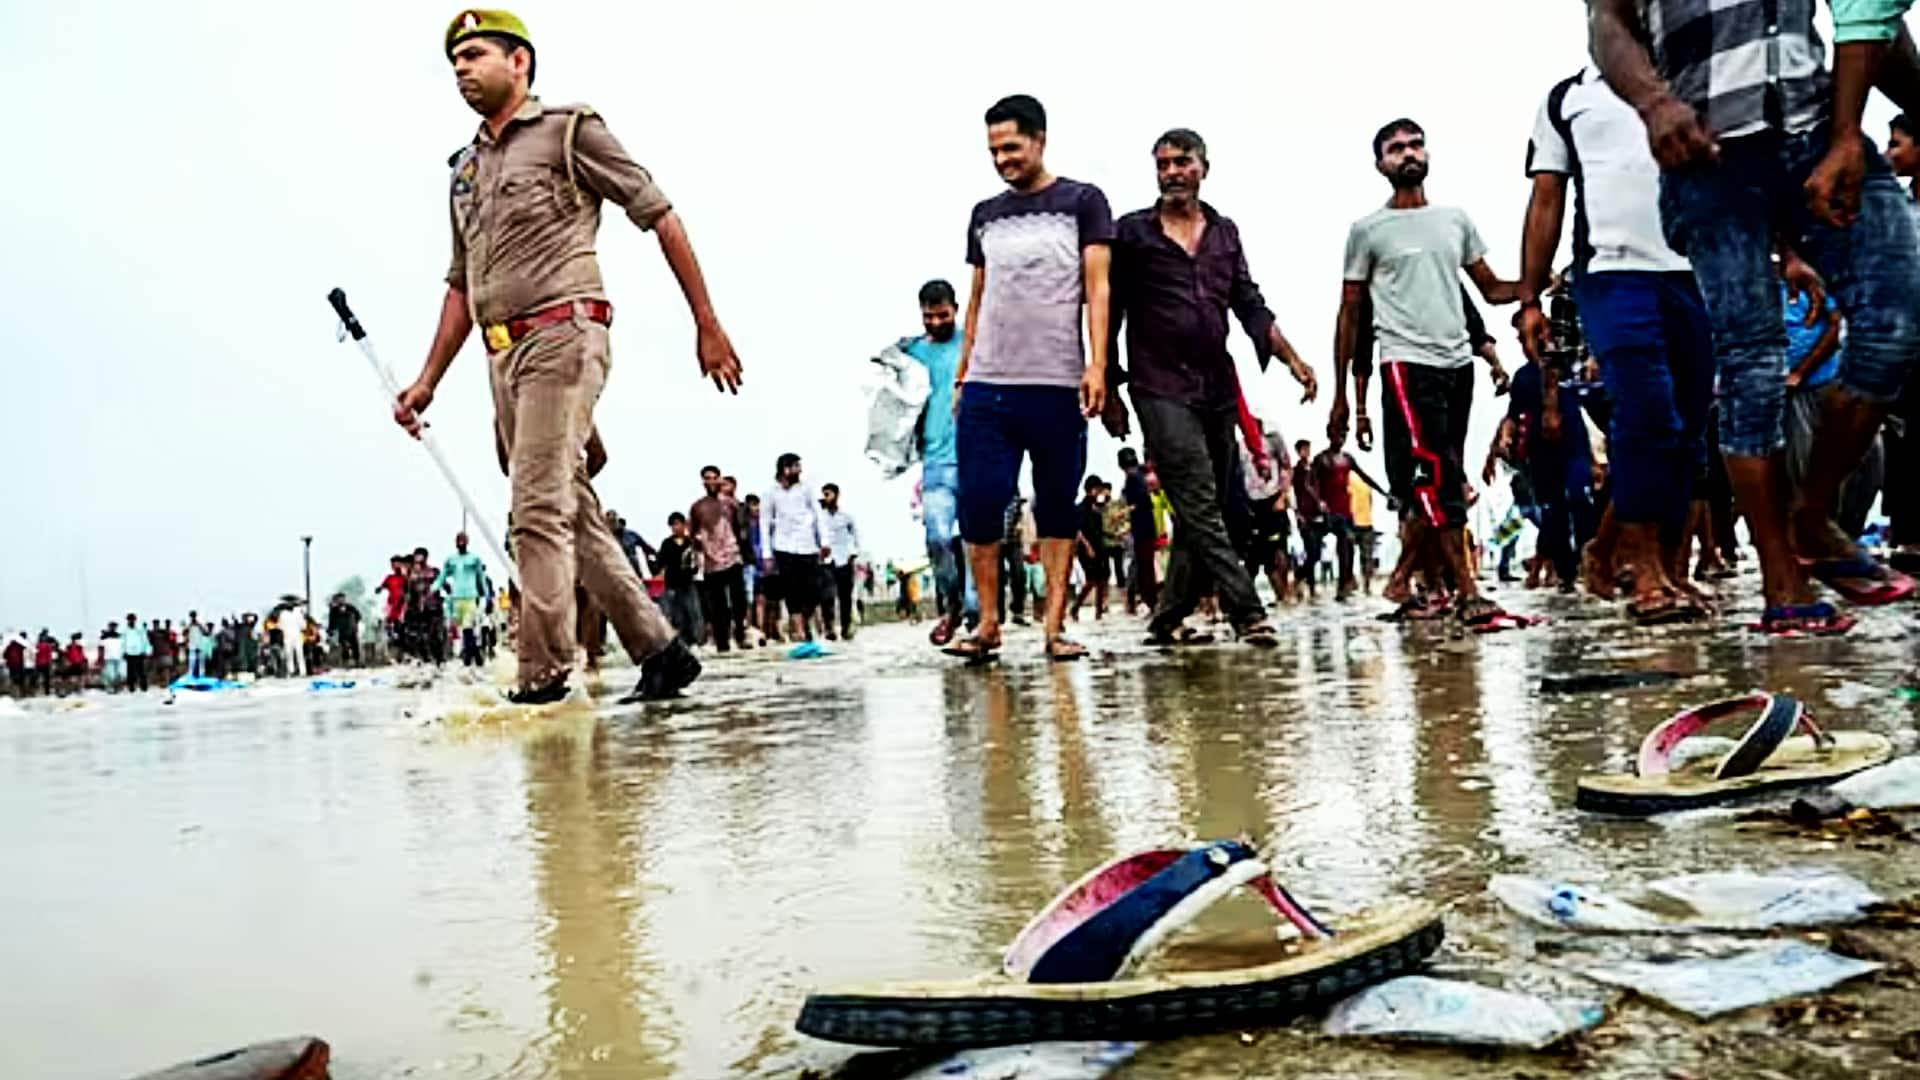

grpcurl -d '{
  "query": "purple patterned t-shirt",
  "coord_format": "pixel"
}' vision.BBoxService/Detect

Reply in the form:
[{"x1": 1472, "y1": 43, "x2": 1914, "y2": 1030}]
[{"x1": 964, "y1": 177, "x2": 1114, "y2": 389}]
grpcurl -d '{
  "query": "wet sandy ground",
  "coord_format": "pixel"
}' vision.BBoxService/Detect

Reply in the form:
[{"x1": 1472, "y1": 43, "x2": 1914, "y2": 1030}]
[{"x1": 2, "y1": 575, "x2": 1917, "y2": 1080}]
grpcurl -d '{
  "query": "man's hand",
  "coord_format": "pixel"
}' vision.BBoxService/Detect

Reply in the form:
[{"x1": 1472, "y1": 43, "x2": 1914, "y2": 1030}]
[
  {"x1": 1329, "y1": 393, "x2": 1351, "y2": 443},
  {"x1": 1515, "y1": 304, "x2": 1551, "y2": 364},
  {"x1": 1487, "y1": 359, "x2": 1512, "y2": 396},
  {"x1": 820, "y1": 546, "x2": 831, "y2": 563},
  {"x1": 1290, "y1": 359, "x2": 1319, "y2": 403},
  {"x1": 697, "y1": 322, "x2": 743, "y2": 393},
  {"x1": 1100, "y1": 394, "x2": 1131, "y2": 439},
  {"x1": 951, "y1": 380, "x2": 964, "y2": 417},
  {"x1": 393, "y1": 382, "x2": 434, "y2": 439},
  {"x1": 1780, "y1": 250, "x2": 1828, "y2": 323},
  {"x1": 1482, "y1": 458, "x2": 1497, "y2": 486},
  {"x1": 1079, "y1": 364, "x2": 1108, "y2": 419},
  {"x1": 1806, "y1": 136, "x2": 1869, "y2": 228},
  {"x1": 1356, "y1": 413, "x2": 1374, "y2": 453},
  {"x1": 1641, "y1": 94, "x2": 1719, "y2": 169}
]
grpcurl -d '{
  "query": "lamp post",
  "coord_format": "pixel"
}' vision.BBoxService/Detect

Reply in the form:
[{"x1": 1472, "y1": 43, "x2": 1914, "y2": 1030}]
[{"x1": 301, "y1": 536, "x2": 313, "y2": 613}]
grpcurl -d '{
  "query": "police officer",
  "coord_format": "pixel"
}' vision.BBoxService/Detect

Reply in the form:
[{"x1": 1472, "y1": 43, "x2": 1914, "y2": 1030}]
[{"x1": 395, "y1": 10, "x2": 743, "y2": 704}]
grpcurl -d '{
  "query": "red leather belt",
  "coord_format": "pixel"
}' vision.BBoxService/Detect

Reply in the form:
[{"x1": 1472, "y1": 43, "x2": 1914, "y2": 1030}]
[{"x1": 483, "y1": 299, "x2": 613, "y2": 352}]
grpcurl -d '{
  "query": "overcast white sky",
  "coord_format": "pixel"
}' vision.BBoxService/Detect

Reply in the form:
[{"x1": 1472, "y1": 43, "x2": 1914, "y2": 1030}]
[{"x1": 5, "y1": 0, "x2": 1884, "y2": 632}]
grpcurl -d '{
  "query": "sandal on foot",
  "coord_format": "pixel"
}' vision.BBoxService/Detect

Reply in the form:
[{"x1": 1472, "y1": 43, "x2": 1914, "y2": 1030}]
[
  {"x1": 1802, "y1": 551, "x2": 1916, "y2": 606},
  {"x1": 1143, "y1": 624, "x2": 1217, "y2": 647},
  {"x1": 1233, "y1": 621, "x2": 1281, "y2": 648},
  {"x1": 1045, "y1": 638, "x2": 1088, "y2": 663},
  {"x1": 1626, "y1": 589, "x2": 1709, "y2": 627},
  {"x1": 1752, "y1": 601, "x2": 1856, "y2": 637},
  {"x1": 942, "y1": 635, "x2": 1001, "y2": 664}
]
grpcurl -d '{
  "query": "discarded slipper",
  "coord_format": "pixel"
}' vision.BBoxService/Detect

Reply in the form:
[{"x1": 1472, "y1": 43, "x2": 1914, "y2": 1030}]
[
  {"x1": 1803, "y1": 552, "x2": 1916, "y2": 606},
  {"x1": 1575, "y1": 693, "x2": 1893, "y2": 816},
  {"x1": 1540, "y1": 670, "x2": 1687, "y2": 695},
  {"x1": 1751, "y1": 601, "x2": 1856, "y2": 637},
  {"x1": 796, "y1": 840, "x2": 1442, "y2": 1048},
  {"x1": 129, "y1": 1036, "x2": 330, "y2": 1080}
]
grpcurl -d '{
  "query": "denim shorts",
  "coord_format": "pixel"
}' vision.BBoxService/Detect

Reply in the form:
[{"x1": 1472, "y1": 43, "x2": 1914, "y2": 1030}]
[
  {"x1": 956, "y1": 383, "x2": 1087, "y2": 543},
  {"x1": 1659, "y1": 124, "x2": 1920, "y2": 456}
]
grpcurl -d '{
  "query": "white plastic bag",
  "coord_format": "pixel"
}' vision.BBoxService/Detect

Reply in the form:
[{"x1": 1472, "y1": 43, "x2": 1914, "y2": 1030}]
[
  {"x1": 1831, "y1": 755, "x2": 1920, "y2": 810},
  {"x1": 1324, "y1": 976, "x2": 1607, "y2": 1049},
  {"x1": 1490, "y1": 869, "x2": 1880, "y2": 933},
  {"x1": 905, "y1": 1041, "x2": 1138, "y2": 1079},
  {"x1": 1581, "y1": 941, "x2": 1880, "y2": 1018},
  {"x1": 864, "y1": 341, "x2": 930, "y2": 479}
]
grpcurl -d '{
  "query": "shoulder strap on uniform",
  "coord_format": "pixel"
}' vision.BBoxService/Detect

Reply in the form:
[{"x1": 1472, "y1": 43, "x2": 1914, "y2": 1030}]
[{"x1": 558, "y1": 105, "x2": 598, "y2": 209}]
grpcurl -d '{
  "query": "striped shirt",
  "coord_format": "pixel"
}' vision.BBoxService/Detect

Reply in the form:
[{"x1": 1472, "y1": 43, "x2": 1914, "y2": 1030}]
[{"x1": 1643, "y1": 0, "x2": 1831, "y2": 139}]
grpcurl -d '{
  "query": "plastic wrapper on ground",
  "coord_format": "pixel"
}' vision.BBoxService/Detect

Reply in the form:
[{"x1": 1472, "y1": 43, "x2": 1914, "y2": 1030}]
[
  {"x1": 1490, "y1": 870, "x2": 1880, "y2": 933},
  {"x1": 1579, "y1": 940, "x2": 1881, "y2": 1018},
  {"x1": 1323, "y1": 975, "x2": 1608, "y2": 1050}
]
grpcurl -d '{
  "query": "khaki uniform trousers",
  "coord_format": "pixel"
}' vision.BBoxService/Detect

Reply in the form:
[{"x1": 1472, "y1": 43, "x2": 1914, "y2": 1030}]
[{"x1": 490, "y1": 316, "x2": 671, "y2": 685}]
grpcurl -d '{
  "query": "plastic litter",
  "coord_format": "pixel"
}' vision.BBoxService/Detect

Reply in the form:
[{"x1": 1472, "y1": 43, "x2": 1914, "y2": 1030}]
[
  {"x1": 308, "y1": 678, "x2": 357, "y2": 692},
  {"x1": 904, "y1": 1041, "x2": 1138, "y2": 1079},
  {"x1": 787, "y1": 641, "x2": 827, "y2": 661},
  {"x1": 1490, "y1": 870, "x2": 1880, "y2": 933},
  {"x1": 1324, "y1": 976, "x2": 1607, "y2": 1049},
  {"x1": 167, "y1": 676, "x2": 245, "y2": 693},
  {"x1": 1830, "y1": 755, "x2": 1920, "y2": 810},
  {"x1": 1580, "y1": 940, "x2": 1881, "y2": 1018}
]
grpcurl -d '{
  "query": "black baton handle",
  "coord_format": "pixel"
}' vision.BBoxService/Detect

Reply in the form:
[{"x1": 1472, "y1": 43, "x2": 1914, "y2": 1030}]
[{"x1": 327, "y1": 288, "x2": 367, "y2": 341}]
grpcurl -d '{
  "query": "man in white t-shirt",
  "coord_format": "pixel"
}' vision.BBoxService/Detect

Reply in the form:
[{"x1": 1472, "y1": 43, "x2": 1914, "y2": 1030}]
[
  {"x1": 1514, "y1": 66, "x2": 1713, "y2": 625},
  {"x1": 1333, "y1": 118, "x2": 1520, "y2": 625}
]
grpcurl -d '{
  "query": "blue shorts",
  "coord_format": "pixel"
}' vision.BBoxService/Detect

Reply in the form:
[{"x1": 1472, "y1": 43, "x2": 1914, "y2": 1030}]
[{"x1": 957, "y1": 383, "x2": 1086, "y2": 543}]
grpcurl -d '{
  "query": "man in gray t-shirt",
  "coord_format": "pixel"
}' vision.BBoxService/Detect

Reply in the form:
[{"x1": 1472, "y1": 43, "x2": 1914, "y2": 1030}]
[
  {"x1": 1332, "y1": 117, "x2": 1519, "y2": 625},
  {"x1": 949, "y1": 94, "x2": 1114, "y2": 664}
]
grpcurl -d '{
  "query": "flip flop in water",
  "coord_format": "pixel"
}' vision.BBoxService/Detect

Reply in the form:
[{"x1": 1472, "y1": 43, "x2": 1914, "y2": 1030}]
[
  {"x1": 1751, "y1": 601, "x2": 1856, "y2": 637},
  {"x1": 1143, "y1": 624, "x2": 1217, "y2": 648},
  {"x1": 1046, "y1": 637, "x2": 1089, "y2": 663},
  {"x1": 130, "y1": 1037, "x2": 330, "y2": 1080},
  {"x1": 1233, "y1": 620, "x2": 1281, "y2": 649},
  {"x1": 1626, "y1": 588, "x2": 1710, "y2": 627},
  {"x1": 942, "y1": 635, "x2": 1001, "y2": 666},
  {"x1": 1451, "y1": 595, "x2": 1538, "y2": 634},
  {"x1": 1802, "y1": 551, "x2": 1916, "y2": 606},
  {"x1": 1575, "y1": 693, "x2": 1893, "y2": 816},
  {"x1": 796, "y1": 840, "x2": 1443, "y2": 1048}
]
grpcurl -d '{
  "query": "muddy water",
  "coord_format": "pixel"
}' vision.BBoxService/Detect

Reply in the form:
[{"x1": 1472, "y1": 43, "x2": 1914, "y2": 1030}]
[{"x1": 2, "y1": 585, "x2": 1917, "y2": 1080}]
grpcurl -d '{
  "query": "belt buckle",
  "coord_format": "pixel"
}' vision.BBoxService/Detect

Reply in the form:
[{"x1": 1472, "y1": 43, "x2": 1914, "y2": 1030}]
[{"x1": 483, "y1": 323, "x2": 513, "y2": 352}]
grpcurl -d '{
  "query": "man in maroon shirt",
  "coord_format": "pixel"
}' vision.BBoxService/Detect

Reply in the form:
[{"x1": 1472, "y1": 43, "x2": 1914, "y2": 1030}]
[{"x1": 1103, "y1": 128, "x2": 1317, "y2": 646}]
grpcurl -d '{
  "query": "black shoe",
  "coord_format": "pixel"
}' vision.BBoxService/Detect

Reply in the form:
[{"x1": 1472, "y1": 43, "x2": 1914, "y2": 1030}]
[
  {"x1": 505, "y1": 678, "x2": 569, "y2": 705},
  {"x1": 623, "y1": 640, "x2": 703, "y2": 703}
]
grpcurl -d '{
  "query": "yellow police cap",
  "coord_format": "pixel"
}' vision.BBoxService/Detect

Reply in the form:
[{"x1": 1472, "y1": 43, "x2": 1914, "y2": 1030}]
[{"x1": 445, "y1": 9, "x2": 532, "y2": 57}]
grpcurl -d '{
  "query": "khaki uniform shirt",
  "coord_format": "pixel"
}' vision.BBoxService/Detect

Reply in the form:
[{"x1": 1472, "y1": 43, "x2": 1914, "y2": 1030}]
[{"x1": 447, "y1": 97, "x2": 672, "y2": 327}]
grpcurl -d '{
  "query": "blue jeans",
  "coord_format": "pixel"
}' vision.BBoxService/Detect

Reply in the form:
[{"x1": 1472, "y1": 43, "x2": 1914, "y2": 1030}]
[
  {"x1": 1575, "y1": 271, "x2": 1715, "y2": 529},
  {"x1": 921, "y1": 461, "x2": 978, "y2": 619},
  {"x1": 1659, "y1": 125, "x2": 1920, "y2": 457}
]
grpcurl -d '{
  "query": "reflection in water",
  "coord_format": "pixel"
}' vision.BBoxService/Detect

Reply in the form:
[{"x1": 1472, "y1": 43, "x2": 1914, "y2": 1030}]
[
  {"x1": 2, "y1": 598, "x2": 1917, "y2": 1079},
  {"x1": 522, "y1": 721, "x2": 671, "y2": 1077}
]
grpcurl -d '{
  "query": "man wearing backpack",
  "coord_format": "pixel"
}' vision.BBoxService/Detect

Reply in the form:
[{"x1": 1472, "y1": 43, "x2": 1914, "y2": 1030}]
[{"x1": 1514, "y1": 65, "x2": 1714, "y2": 624}]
